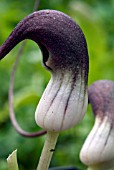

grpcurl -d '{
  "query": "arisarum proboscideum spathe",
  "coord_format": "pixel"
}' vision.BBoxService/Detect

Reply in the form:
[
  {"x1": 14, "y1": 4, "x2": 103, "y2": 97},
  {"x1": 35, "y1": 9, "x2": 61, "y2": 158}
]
[
  {"x1": 0, "y1": 10, "x2": 89, "y2": 170},
  {"x1": 80, "y1": 80, "x2": 114, "y2": 170}
]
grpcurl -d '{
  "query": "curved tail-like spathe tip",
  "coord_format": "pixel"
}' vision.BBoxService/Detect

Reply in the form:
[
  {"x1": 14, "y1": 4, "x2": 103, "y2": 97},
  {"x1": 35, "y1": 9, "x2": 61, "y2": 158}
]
[{"x1": 0, "y1": 10, "x2": 89, "y2": 132}]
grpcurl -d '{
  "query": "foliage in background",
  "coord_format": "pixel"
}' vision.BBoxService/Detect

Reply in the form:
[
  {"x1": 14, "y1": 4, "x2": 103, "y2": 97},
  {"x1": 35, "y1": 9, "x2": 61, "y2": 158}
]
[{"x1": 0, "y1": 0, "x2": 114, "y2": 169}]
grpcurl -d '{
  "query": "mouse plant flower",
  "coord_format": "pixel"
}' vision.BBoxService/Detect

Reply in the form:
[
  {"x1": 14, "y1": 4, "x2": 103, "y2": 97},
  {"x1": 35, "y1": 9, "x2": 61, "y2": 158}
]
[
  {"x1": 80, "y1": 80, "x2": 114, "y2": 170},
  {"x1": 0, "y1": 10, "x2": 89, "y2": 170}
]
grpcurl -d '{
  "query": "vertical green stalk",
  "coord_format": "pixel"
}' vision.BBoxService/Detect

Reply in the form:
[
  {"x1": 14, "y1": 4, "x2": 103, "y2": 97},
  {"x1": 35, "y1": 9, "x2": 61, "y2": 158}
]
[
  {"x1": 37, "y1": 131, "x2": 59, "y2": 170},
  {"x1": 87, "y1": 168, "x2": 94, "y2": 170},
  {"x1": 7, "y1": 150, "x2": 19, "y2": 170}
]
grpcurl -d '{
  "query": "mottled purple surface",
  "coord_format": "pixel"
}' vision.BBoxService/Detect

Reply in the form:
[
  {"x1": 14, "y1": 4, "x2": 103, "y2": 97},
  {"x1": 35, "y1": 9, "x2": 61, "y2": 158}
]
[
  {"x1": 88, "y1": 80, "x2": 114, "y2": 121},
  {"x1": 0, "y1": 10, "x2": 89, "y2": 86}
]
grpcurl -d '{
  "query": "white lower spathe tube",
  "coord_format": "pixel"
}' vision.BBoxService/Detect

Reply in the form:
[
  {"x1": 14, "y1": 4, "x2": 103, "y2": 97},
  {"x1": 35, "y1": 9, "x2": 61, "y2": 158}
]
[
  {"x1": 80, "y1": 116, "x2": 114, "y2": 170},
  {"x1": 35, "y1": 71, "x2": 88, "y2": 132}
]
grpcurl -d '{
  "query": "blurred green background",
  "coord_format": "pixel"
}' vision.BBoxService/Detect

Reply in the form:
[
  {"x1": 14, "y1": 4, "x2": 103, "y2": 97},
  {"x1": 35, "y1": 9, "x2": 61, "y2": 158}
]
[{"x1": 0, "y1": 0, "x2": 114, "y2": 169}]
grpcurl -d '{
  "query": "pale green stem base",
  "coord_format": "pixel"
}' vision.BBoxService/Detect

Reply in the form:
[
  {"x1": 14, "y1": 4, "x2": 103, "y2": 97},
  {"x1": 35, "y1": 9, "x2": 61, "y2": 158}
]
[
  {"x1": 87, "y1": 167, "x2": 94, "y2": 170},
  {"x1": 87, "y1": 167, "x2": 96, "y2": 170},
  {"x1": 37, "y1": 131, "x2": 59, "y2": 170},
  {"x1": 7, "y1": 150, "x2": 19, "y2": 170},
  {"x1": 87, "y1": 166, "x2": 114, "y2": 170}
]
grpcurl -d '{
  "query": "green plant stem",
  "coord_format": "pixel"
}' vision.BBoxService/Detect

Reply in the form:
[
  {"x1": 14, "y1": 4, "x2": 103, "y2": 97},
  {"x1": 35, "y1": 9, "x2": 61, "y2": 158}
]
[
  {"x1": 87, "y1": 168, "x2": 94, "y2": 170},
  {"x1": 87, "y1": 166, "x2": 98, "y2": 170},
  {"x1": 7, "y1": 150, "x2": 19, "y2": 170},
  {"x1": 37, "y1": 131, "x2": 59, "y2": 170},
  {"x1": 87, "y1": 166, "x2": 100, "y2": 170},
  {"x1": 87, "y1": 166, "x2": 114, "y2": 170}
]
